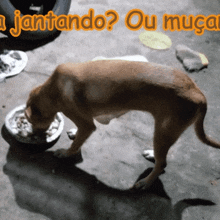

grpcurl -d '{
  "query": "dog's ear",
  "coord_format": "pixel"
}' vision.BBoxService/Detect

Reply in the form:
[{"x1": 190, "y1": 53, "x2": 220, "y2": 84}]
[{"x1": 25, "y1": 106, "x2": 32, "y2": 118}]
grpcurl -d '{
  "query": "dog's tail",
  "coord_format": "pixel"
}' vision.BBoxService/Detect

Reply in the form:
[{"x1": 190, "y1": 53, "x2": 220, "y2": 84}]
[{"x1": 194, "y1": 102, "x2": 220, "y2": 149}]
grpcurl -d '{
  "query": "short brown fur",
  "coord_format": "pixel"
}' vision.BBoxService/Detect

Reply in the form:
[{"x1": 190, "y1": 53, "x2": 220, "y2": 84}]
[{"x1": 25, "y1": 60, "x2": 220, "y2": 190}]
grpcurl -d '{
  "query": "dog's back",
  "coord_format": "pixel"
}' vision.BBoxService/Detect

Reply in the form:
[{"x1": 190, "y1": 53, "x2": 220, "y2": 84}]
[{"x1": 54, "y1": 61, "x2": 204, "y2": 115}]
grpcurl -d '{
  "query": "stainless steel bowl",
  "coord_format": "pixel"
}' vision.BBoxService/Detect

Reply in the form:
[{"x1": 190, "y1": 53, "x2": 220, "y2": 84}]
[{"x1": 5, "y1": 104, "x2": 64, "y2": 144}]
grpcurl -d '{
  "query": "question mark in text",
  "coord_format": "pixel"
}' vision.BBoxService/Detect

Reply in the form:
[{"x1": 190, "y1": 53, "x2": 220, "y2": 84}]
[{"x1": 105, "y1": 10, "x2": 119, "y2": 31}]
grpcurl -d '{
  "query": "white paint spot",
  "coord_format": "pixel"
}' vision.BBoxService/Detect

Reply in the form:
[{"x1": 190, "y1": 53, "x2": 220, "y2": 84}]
[{"x1": 92, "y1": 55, "x2": 148, "y2": 62}]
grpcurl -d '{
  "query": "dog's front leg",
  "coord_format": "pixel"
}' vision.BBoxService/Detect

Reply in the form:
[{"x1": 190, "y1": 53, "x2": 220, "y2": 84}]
[{"x1": 54, "y1": 116, "x2": 96, "y2": 160}]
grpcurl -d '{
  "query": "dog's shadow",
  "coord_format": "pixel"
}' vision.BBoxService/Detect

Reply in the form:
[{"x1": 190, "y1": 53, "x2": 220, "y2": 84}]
[{"x1": 1, "y1": 126, "x2": 215, "y2": 220}]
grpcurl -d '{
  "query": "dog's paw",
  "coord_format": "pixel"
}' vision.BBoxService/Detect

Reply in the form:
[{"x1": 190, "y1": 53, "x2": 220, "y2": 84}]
[
  {"x1": 67, "y1": 128, "x2": 77, "y2": 140},
  {"x1": 131, "y1": 179, "x2": 151, "y2": 191},
  {"x1": 143, "y1": 150, "x2": 154, "y2": 161},
  {"x1": 54, "y1": 149, "x2": 70, "y2": 158},
  {"x1": 54, "y1": 149, "x2": 83, "y2": 163}
]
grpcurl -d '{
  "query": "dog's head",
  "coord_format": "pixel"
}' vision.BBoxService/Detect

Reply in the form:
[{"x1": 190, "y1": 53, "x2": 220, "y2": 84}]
[{"x1": 25, "y1": 87, "x2": 56, "y2": 133}]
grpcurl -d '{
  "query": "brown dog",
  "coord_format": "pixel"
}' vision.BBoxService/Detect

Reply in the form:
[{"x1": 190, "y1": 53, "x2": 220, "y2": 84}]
[{"x1": 25, "y1": 60, "x2": 220, "y2": 190}]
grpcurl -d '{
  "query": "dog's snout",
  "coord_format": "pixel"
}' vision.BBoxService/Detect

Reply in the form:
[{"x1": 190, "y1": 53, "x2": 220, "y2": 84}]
[{"x1": 24, "y1": 109, "x2": 31, "y2": 123}]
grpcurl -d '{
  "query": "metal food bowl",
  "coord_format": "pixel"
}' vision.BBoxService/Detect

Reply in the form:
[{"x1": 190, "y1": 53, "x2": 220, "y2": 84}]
[{"x1": 4, "y1": 104, "x2": 64, "y2": 152}]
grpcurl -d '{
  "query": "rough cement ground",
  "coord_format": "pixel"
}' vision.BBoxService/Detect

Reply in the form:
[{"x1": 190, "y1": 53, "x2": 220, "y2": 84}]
[{"x1": 1, "y1": 0, "x2": 220, "y2": 219}]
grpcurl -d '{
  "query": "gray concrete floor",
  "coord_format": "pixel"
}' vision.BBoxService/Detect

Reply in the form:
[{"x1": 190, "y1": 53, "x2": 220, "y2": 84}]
[{"x1": 1, "y1": 0, "x2": 220, "y2": 219}]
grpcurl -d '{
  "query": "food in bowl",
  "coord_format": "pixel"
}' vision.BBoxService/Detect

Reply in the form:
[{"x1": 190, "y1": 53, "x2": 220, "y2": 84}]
[{"x1": 5, "y1": 105, "x2": 64, "y2": 144}]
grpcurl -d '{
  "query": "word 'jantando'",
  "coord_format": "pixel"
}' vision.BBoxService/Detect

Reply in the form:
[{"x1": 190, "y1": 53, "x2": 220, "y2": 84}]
[
  {"x1": 0, "y1": 9, "x2": 219, "y2": 36},
  {"x1": 3, "y1": 9, "x2": 120, "y2": 37}
]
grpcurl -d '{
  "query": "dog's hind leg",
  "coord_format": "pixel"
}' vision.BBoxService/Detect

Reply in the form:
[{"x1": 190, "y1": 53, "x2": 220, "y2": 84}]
[{"x1": 133, "y1": 115, "x2": 192, "y2": 190}]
